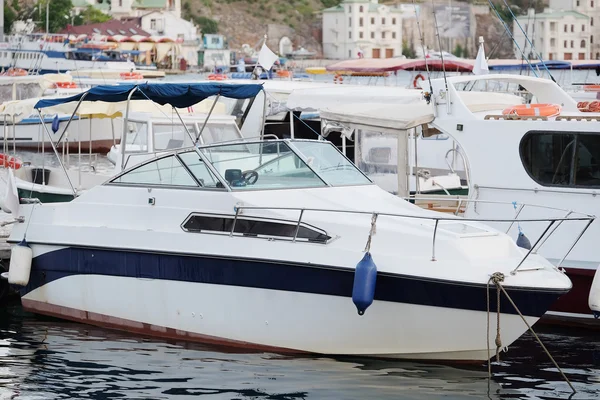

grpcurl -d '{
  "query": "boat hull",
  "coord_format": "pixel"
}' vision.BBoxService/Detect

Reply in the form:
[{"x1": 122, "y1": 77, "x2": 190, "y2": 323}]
[
  {"x1": 19, "y1": 245, "x2": 566, "y2": 361},
  {"x1": 17, "y1": 188, "x2": 74, "y2": 203},
  {"x1": 543, "y1": 266, "x2": 599, "y2": 327},
  {"x1": 1, "y1": 117, "x2": 119, "y2": 153}
]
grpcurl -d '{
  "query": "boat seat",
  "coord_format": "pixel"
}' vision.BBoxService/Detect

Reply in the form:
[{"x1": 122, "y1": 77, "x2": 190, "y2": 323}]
[{"x1": 224, "y1": 169, "x2": 246, "y2": 187}]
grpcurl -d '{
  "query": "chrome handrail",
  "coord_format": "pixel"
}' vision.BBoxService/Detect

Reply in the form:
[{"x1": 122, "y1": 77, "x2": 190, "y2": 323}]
[{"x1": 232, "y1": 204, "x2": 595, "y2": 273}]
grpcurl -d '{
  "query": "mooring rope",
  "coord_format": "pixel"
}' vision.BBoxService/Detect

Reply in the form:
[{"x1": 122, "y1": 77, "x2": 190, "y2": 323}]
[
  {"x1": 486, "y1": 271, "x2": 576, "y2": 393},
  {"x1": 363, "y1": 213, "x2": 378, "y2": 253}
]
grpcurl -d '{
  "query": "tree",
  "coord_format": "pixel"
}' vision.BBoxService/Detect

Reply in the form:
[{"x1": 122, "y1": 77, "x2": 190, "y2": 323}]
[
  {"x1": 4, "y1": 0, "x2": 21, "y2": 33},
  {"x1": 38, "y1": 0, "x2": 73, "y2": 33},
  {"x1": 194, "y1": 16, "x2": 219, "y2": 34},
  {"x1": 402, "y1": 39, "x2": 416, "y2": 59},
  {"x1": 74, "y1": 6, "x2": 112, "y2": 26}
]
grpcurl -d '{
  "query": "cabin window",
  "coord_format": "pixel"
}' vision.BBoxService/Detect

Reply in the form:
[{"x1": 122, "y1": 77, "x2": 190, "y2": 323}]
[
  {"x1": 178, "y1": 151, "x2": 223, "y2": 188},
  {"x1": 520, "y1": 131, "x2": 600, "y2": 188},
  {"x1": 111, "y1": 155, "x2": 198, "y2": 187},
  {"x1": 182, "y1": 214, "x2": 331, "y2": 243}
]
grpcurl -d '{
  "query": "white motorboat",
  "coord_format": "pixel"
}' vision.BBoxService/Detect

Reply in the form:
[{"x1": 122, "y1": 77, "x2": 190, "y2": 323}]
[{"x1": 2, "y1": 86, "x2": 582, "y2": 360}]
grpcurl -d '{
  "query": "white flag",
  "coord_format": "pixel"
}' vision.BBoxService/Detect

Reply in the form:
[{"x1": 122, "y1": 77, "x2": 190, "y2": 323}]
[
  {"x1": 0, "y1": 168, "x2": 20, "y2": 215},
  {"x1": 473, "y1": 43, "x2": 489, "y2": 75},
  {"x1": 257, "y1": 43, "x2": 278, "y2": 71}
]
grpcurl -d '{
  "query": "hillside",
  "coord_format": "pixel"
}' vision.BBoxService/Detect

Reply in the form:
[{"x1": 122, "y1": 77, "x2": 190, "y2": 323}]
[{"x1": 182, "y1": 0, "x2": 336, "y2": 55}]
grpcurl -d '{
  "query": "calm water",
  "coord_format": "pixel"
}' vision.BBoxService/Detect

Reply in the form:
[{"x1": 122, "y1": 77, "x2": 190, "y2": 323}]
[{"x1": 0, "y1": 302, "x2": 599, "y2": 400}]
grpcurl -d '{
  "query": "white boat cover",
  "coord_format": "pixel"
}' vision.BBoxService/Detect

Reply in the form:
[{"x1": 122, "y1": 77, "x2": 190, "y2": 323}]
[
  {"x1": 320, "y1": 103, "x2": 435, "y2": 132},
  {"x1": 286, "y1": 86, "x2": 423, "y2": 111}
]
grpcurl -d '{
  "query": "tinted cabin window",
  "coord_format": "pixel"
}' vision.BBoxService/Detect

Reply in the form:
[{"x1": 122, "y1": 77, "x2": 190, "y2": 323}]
[
  {"x1": 182, "y1": 215, "x2": 330, "y2": 243},
  {"x1": 520, "y1": 132, "x2": 600, "y2": 187}
]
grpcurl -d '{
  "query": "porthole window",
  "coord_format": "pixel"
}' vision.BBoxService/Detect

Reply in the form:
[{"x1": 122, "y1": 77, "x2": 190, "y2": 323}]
[{"x1": 520, "y1": 131, "x2": 600, "y2": 187}]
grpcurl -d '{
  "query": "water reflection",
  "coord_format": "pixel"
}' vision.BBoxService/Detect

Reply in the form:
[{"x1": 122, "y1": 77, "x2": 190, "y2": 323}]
[{"x1": 0, "y1": 303, "x2": 599, "y2": 400}]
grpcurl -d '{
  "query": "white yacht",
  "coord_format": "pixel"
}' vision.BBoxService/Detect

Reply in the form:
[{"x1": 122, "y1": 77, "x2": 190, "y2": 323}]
[
  {"x1": 322, "y1": 74, "x2": 600, "y2": 325},
  {"x1": 3, "y1": 138, "x2": 578, "y2": 360}
]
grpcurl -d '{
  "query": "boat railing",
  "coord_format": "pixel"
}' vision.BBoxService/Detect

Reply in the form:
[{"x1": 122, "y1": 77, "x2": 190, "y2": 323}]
[{"x1": 233, "y1": 202, "x2": 595, "y2": 275}]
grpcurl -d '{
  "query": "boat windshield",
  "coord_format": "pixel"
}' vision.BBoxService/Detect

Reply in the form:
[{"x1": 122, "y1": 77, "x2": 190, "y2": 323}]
[{"x1": 193, "y1": 140, "x2": 371, "y2": 190}]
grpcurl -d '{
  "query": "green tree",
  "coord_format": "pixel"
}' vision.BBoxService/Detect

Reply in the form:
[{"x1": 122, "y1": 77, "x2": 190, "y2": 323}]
[
  {"x1": 74, "y1": 6, "x2": 112, "y2": 25},
  {"x1": 38, "y1": 0, "x2": 73, "y2": 33},
  {"x1": 4, "y1": 0, "x2": 21, "y2": 33},
  {"x1": 194, "y1": 16, "x2": 219, "y2": 34},
  {"x1": 453, "y1": 43, "x2": 464, "y2": 58},
  {"x1": 402, "y1": 39, "x2": 416, "y2": 58}
]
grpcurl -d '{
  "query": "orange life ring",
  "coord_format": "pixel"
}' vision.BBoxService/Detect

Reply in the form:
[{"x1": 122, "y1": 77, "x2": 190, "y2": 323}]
[
  {"x1": 583, "y1": 85, "x2": 600, "y2": 92},
  {"x1": 0, "y1": 153, "x2": 22, "y2": 169},
  {"x1": 578, "y1": 100, "x2": 600, "y2": 112},
  {"x1": 502, "y1": 103, "x2": 561, "y2": 117},
  {"x1": 120, "y1": 71, "x2": 144, "y2": 80},
  {"x1": 276, "y1": 70, "x2": 292, "y2": 78},
  {"x1": 55, "y1": 81, "x2": 77, "y2": 89},
  {"x1": 334, "y1": 74, "x2": 344, "y2": 84},
  {"x1": 4, "y1": 68, "x2": 27, "y2": 77},
  {"x1": 208, "y1": 73, "x2": 227, "y2": 81},
  {"x1": 413, "y1": 74, "x2": 425, "y2": 89}
]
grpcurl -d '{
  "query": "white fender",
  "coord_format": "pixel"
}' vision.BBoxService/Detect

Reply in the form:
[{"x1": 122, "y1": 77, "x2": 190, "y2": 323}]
[
  {"x1": 8, "y1": 241, "x2": 32, "y2": 286},
  {"x1": 588, "y1": 265, "x2": 600, "y2": 318}
]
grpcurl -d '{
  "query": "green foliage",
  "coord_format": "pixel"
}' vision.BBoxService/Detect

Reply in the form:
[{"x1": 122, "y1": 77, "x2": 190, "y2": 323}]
[
  {"x1": 4, "y1": 0, "x2": 23, "y2": 33},
  {"x1": 320, "y1": 0, "x2": 341, "y2": 8},
  {"x1": 74, "y1": 6, "x2": 112, "y2": 26},
  {"x1": 38, "y1": 0, "x2": 73, "y2": 33},
  {"x1": 452, "y1": 43, "x2": 464, "y2": 58},
  {"x1": 297, "y1": 4, "x2": 314, "y2": 17},
  {"x1": 402, "y1": 39, "x2": 416, "y2": 58},
  {"x1": 194, "y1": 16, "x2": 219, "y2": 34}
]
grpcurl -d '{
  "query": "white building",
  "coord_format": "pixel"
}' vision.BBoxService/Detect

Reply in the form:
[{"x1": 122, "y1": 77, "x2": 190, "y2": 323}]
[
  {"x1": 111, "y1": 0, "x2": 181, "y2": 19},
  {"x1": 513, "y1": 8, "x2": 590, "y2": 60},
  {"x1": 549, "y1": 0, "x2": 600, "y2": 59},
  {"x1": 322, "y1": 0, "x2": 403, "y2": 59}
]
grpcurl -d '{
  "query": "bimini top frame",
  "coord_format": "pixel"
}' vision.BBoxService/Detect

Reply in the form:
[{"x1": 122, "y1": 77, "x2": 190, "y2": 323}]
[{"x1": 31, "y1": 82, "x2": 265, "y2": 197}]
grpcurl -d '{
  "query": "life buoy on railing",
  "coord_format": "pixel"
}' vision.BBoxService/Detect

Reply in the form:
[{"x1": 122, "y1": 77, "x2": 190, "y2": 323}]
[
  {"x1": 0, "y1": 153, "x2": 22, "y2": 169},
  {"x1": 276, "y1": 70, "x2": 292, "y2": 78},
  {"x1": 334, "y1": 74, "x2": 344, "y2": 84},
  {"x1": 583, "y1": 85, "x2": 600, "y2": 92},
  {"x1": 578, "y1": 100, "x2": 600, "y2": 112},
  {"x1": 208, "y1": 73, "x2": 227, "y2": 81},
  {"x1": 502, "y1": 103, "x2": 561, "y2": 117},
  {"x1": 120, "y1": 71, "x2": 144, "y2": 80},
  {"x1": 55, "y1": 81, "x2": 77, "y2": 89},
  {"x1": 413, "y1": 73, "x2": 425, "y2": 89},
  {"x1": 4, "y1": 68, "x2": 27, "y2": 77}
]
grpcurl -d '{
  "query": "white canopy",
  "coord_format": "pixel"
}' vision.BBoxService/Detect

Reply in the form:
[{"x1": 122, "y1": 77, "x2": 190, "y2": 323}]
[
  {"x1": 320, "y1": 102, "x2": 435, "y2": 133},
  {"x1": 286, "y1": 86, "x2": 423, "y2": 112}
]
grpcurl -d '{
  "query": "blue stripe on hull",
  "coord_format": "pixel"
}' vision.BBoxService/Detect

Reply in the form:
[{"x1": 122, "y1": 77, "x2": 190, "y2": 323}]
[{"x1": 21, "y1": 247, "x2": 566, "y2": 317}]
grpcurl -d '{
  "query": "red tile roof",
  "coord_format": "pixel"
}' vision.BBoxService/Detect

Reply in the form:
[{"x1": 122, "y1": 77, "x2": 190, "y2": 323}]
[{"x1": 60, "y1": 20, "x2": 150, "y2": 37}]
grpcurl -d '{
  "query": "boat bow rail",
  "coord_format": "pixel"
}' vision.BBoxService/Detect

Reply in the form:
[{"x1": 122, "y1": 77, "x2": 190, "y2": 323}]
[{"x1": 233, "y1": 203, "x2": 594, "y2": 274}]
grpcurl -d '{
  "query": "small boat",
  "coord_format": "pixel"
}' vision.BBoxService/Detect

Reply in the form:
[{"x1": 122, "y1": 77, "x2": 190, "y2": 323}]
[{"x1": 4, "y1": 134, "x2": 577, "y2": 361}]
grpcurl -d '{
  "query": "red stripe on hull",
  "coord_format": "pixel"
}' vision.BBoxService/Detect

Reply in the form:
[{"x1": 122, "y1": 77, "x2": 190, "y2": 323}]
[{"x1": 21, "y1": 298, "x2": 307, "y2": 354}]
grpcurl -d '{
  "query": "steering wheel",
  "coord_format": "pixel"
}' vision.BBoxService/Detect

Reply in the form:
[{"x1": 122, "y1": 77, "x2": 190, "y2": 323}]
[{"x1": 242, "y1": 170, "x2": 259, "y2": 185}]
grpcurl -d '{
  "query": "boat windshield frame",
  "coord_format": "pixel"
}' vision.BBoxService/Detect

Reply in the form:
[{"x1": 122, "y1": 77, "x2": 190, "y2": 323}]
[{"x1": 108, "y1": 139, "x2": 373, "y2": 191}]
